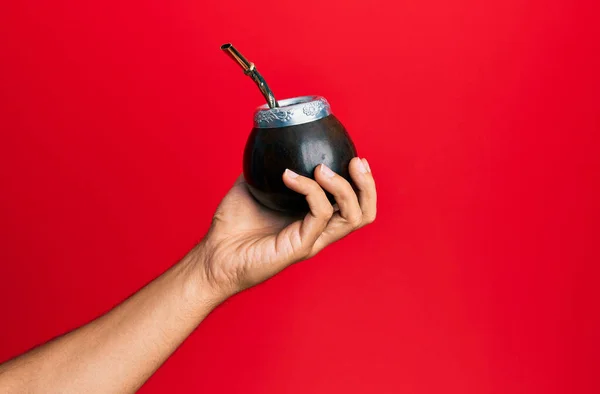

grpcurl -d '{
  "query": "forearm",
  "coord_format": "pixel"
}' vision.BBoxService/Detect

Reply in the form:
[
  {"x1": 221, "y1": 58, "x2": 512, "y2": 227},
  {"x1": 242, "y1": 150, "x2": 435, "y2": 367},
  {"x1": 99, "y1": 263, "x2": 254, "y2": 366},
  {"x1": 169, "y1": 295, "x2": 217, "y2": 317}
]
[{"x1": 0, "y1": 244, "x2": 221, "y2": 394}]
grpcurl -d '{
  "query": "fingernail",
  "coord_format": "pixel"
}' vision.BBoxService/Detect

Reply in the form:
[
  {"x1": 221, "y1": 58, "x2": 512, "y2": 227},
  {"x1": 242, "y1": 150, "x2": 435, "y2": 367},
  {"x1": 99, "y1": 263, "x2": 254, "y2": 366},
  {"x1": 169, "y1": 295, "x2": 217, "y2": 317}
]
[
  {"x1": 285, "y1": 169, "x2": 299, "y2": 178},
  {"x1": 362, "y1": 158, "x2": 371, "y2": 173},
  {"x1": 356, "y1": 157, "x2": 368, "y2": 173},
  {"x1": 320, "y1": 164, "x2": 335, "y2": 178}
]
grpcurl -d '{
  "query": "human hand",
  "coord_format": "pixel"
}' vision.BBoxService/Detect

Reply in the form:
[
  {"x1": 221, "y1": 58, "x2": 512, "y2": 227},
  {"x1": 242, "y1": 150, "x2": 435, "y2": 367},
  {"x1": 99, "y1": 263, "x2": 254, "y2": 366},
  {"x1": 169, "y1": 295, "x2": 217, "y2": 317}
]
[{"x1": 195, "y1": 157, "x2": 377, "y2": 301}]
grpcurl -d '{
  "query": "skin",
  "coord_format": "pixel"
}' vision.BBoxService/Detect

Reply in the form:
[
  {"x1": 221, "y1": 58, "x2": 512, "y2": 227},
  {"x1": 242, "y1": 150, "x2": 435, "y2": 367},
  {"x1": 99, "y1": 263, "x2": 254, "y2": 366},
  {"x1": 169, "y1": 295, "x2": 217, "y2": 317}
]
[{"x1": 0, "y1": 157, "x2": 376, "y2": 393}]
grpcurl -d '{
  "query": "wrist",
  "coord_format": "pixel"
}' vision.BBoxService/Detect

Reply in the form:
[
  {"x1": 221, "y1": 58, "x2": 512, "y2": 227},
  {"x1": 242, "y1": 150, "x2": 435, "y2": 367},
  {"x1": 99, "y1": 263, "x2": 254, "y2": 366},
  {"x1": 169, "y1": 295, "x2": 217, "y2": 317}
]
[{"x1": 183, "y1": 239, "x2": 233, "y2": 307}]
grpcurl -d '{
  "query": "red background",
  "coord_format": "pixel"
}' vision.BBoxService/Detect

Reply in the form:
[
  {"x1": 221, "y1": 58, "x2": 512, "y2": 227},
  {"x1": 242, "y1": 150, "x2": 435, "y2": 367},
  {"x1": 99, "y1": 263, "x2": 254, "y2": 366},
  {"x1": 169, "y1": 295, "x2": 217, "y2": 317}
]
[{"x1": 1, "y1": 1, "x2": 598, "y2": 393}]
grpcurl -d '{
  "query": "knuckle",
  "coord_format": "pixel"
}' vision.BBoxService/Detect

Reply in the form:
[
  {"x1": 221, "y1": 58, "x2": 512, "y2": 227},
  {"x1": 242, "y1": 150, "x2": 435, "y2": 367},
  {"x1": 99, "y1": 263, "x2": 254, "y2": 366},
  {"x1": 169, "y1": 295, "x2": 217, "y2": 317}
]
[
  {"x1": 326, "y1": 203, "x2": 335, "y2": 216},
  {"x1": 364, "y1": 211, "x2": 377, "y2": 224},
  {"x1": 290, "y1": 237, "x2": 311, "y2": 261},
  {"x1": 348, "y1": 215, "x2": 363, "y2": 229},
  {"x1": 308, "y1": 196, "x2": 333, "y2": 219},
  {"x1": 318, "y1": 204, "x2": 334, "y2": 219},
  {"x1": 297, "y1": 244, "x2": 313, "y2": 260}
]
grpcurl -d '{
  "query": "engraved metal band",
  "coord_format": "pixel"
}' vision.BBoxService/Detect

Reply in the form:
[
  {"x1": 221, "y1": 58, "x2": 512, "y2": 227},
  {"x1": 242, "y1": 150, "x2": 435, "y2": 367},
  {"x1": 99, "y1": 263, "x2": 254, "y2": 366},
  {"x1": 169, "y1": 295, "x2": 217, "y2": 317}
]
[{"x1": 253, "y1": 96, "x2": 332, "y2": 129}]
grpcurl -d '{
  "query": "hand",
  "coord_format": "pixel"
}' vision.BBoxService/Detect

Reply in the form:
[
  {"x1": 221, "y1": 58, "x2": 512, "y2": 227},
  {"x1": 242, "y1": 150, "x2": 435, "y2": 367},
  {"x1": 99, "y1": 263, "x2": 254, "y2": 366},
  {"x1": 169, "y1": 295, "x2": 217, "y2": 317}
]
[{"x1": 195, "y1": 157, "x2": 377, "y2": 300}]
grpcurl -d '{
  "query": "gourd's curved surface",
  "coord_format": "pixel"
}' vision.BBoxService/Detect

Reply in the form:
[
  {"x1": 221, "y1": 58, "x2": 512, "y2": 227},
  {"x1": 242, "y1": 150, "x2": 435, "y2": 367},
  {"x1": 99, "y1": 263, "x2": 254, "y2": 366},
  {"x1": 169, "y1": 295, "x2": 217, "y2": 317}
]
[{"x1": 243, "y1": 115, "x2": 357, "y2": 213}]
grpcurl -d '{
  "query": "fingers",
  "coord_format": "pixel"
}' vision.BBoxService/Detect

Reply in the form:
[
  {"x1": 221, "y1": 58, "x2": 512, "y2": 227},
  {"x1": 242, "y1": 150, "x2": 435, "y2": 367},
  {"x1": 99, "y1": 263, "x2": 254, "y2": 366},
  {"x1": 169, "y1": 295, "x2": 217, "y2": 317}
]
[
  {"x1": 348, "y1": 157, "x2": 377, "y2": 225},
  {"x1": 314, "y1": 162, "x2": 362, "y2": 229},
  {"x1": 310, "y1": 158, "x2": 377, "y2": 254},
  {"x1": 279, "y1": 158, "x2": 377, "y2": 261},
  {"x1": 282, "y1": 169, "x2": 334, "y2": 252}
]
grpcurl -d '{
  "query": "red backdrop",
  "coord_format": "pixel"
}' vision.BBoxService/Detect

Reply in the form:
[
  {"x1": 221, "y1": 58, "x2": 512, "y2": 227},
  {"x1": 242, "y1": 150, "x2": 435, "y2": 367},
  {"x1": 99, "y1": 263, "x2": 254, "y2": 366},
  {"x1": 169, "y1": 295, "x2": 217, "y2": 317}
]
[{"x1": 0, "y1": 1, "x2": 598, "y2": 393}]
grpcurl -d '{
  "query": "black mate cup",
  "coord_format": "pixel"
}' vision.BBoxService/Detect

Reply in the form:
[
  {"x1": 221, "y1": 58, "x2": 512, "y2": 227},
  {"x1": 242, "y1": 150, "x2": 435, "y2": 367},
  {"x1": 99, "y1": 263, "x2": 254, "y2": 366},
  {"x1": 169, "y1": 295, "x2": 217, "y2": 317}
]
[{"x1": 244, "y1": 96, "x2": 356, "y2": 213}]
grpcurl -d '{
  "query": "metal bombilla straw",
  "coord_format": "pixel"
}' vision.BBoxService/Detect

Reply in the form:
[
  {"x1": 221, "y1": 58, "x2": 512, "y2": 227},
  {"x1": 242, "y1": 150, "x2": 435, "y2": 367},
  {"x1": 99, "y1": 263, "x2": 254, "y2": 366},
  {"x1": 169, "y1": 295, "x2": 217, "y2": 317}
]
[{"x1": 220, "y1": 43, "x2": 279, "y2": 109}]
